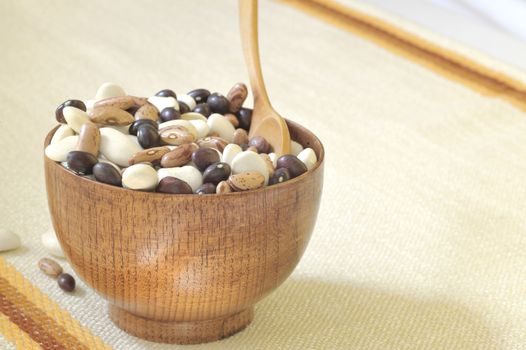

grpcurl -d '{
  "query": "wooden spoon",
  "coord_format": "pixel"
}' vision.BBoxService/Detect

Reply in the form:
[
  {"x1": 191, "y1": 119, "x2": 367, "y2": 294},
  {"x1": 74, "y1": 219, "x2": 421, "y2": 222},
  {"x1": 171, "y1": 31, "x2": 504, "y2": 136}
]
[{"x1": 239, "y1": 0, "x2": 291, "y2": 156}]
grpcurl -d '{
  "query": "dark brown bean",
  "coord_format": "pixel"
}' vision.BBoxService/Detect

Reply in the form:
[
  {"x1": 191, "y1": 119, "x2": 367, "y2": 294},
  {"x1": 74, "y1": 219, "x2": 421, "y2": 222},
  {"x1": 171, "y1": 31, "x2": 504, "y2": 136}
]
[
  {"x1": 93, "y1": 162, "x2": 122, "y2": 186},
  {"x1": 66, "y1": 151, "x2": 98, "y2": 174},
  {"x1": 276, "y1": 154, "x2": 307, "y2": 178},
  {"x1": 178, "y1": 101, "x2": 190, "y2": 114},
  {"x1": 56, "y1": 99, "x2": 86, "y2": 123},
  {"x1": 196, "y1": 183, "x2": 217, "y2": 195},
  {"x1": 137, "y1": 124, "x2": 160, "y2": 149},
  {"x1": 187, "y1": 88, "x2": 210, "y2": 104},
  {"x1": 129, "y1": 119, "x2": 157, "y2": 135},
  {"x1": 38, "y1": 258, "x2": 63, "y2": 277},
  {"x1": 233, "y1": 128, "x2": 249, "y2": 145},
  {"x1": 249, "y1": 136, "x2": 271, "y2": 154},
  {"x1": 236, "y1": 108, "x2": 252, "y2": 130},
  {"x1": 156, "y1": 177, "x2": 193, "y2": 194},
  {"x1": 155, "y1": 89, "x2": 177, "y2": 99},
  {"x1": 192, "y1": 148, "x2": 220, "y2": 172},
  {"x1": 193, "y1": 103, "x2": 211, "y2": 117},
  {"x1": 207, "y1": 93, "x2": 230, "y2": 114},
  {"x1": 196, "y1": 136, "x2": 228, "y2": 152},
  {"x1": 268, "y1": 168, "x2": 291, "y2": 185},
  {"x1": 227, "y1": 83, "x2": 248, "y2": 113},
  {"x1": 57, "y1": 273, "x2": 76, "y2": 292},
  {"x1": 160, "y1": 107, "x2": 181, "y2": 122},
  {"x1": 202, "y1": 162, "x2": 231, "y2": 185}
]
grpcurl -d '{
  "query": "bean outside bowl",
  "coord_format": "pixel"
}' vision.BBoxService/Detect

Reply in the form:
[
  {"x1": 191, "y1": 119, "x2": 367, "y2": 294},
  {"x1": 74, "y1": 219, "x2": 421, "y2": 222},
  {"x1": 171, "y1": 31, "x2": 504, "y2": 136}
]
[{"x1": 44, "y1": 120, "x2": 324, "y2": 344}]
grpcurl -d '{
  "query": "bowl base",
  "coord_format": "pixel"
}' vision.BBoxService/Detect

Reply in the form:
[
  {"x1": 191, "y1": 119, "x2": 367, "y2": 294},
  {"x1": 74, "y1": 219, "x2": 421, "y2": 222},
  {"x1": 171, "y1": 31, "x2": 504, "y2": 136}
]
[{"x1": 108, "y1": 305, "x2": 254, "y2": 344}]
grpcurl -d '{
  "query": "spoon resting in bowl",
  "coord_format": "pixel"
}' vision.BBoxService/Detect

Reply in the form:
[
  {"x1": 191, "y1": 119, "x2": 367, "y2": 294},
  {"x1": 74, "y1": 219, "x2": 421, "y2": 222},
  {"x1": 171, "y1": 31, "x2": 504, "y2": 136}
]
[{"x1": 239, "y1": 0, "x2": 291, "y2": 156}]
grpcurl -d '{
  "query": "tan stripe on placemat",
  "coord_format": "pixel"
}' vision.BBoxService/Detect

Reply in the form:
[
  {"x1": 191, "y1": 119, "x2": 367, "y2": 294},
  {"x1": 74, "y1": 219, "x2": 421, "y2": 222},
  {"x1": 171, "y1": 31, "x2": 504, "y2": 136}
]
[
  {"x1": 0, "y1": 313, "x2": 41, "y2": 350},
  {"x1": 0, "y1": 257, "x2": 111, "y2": 350},
  {"x1": 280, "y1": 0, "x2": 526, "y2": 112}
]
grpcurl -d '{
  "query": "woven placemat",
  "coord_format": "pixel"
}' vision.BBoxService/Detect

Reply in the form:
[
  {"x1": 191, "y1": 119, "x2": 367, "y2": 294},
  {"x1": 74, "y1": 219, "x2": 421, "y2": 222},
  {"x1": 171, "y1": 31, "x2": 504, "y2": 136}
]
[{"x1": 1, "y1": 0, "x2": 526, "y2": 349}]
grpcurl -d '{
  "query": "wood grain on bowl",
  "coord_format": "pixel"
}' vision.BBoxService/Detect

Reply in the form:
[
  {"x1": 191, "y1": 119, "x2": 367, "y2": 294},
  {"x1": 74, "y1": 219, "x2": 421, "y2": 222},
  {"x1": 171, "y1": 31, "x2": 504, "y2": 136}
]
[{"x1": 44, "y1": 120, "x2": 324, "y2": 344}]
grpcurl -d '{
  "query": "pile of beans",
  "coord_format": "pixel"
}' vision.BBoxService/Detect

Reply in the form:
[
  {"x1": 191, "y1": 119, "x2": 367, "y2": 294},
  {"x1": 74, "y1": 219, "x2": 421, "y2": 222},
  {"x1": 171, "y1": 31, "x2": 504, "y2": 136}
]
[{"x1": 45, "y1": 83, "x2": 318, "y2": 194}]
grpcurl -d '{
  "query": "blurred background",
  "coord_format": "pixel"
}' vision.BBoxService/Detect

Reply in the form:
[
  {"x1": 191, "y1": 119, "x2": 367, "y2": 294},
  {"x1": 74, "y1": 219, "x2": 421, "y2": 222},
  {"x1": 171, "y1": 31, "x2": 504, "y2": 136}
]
[{"x1": 360, "y1": 0, "x2": 526, "y2": 70}]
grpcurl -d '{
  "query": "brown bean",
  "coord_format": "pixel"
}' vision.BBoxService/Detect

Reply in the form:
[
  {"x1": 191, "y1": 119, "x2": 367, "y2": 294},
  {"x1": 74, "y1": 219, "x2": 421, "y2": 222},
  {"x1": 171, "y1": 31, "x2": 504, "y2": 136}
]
[
  {"x1": 66, "y1": 151, "x2": 98, "y2": 174},
  {"x1": 56, "y1": 100, "x2": 86, "y2": 123},
  {"x1": 216, "y1": 181, "x2": 232, "y2": 194},
  {"x1": 155, "y1": 89, "x2": 177, "y2": 99},
  {"x1": 233, "y1": 128, "x2": 249, "y2": 145},
  {"x1": 192, "y1": 147, "x2": 220, "y2": 172},
  {"x1": 93, "y1": 162, "x2": 122, "y2": 186},
  {"x1": 268, "y1": 167, "x2": 290, "y2": 185},
  {"x1": 159, "y1": 126, "x2": 195, "y2": 145},
  {"x1": 196, "y1": 183, "x2": 216, "y2": 195},
  {"x1": 203, "y1": 162, "x2": 231, "y2": 185},
  {"x1": 94, "y1": 96, "x2": 147, "y2": 110},
  {"x1": 89, "y1": 106, "x2": 134, "y2": 126},
  {"x1": 236, "y1": 108, "x2": 252, "y2": 130},
  {"x1": 276, "y1": 154, "x2": 307, "y2": 178},
  {"x1": 57, "y1": 273, "x2": 75, "y2": 292},
  {"x1": 76, "y1": 122, "x2": 100, "y2": 156},
  {"x1": 134, "y1": 103, "x2": 159, "y2": 121},
  {"x1": 259, "y1": 153, "x2": 275, "y2": 177},
  {"x1": 187, "y1": 88, "x2": 210, "y2": 104},
  {"x1": 193, "y1": 103, "x2": 211, "y2": 117},
  {"x1": 38, "y1": 258, "x2": 63, "y2": 277},
  {"x1": 196, "y1": 136, "x2": 228, "y2": 152},
  {"x1": 156, "y1": 177, "x2": 193, "y2": 194},
  {"x1": 137, "y1": 124, "x2": 160, "y2": 149},
  {"x1": 227, "y1": 83, "x2": 248, "y2": 113},
  {"x1": 160, "y1": 107, "x2": 181, "y2": 122},
  {"x1": 129, "y1": 146, "x2": 171, "y2": 166},
  {"x1": 160, "y1": 143, "x2": 198, "y2": 168},
  {"x1": 249, "y1": 136, "x2": 270, "y2": 153},
  {"x1": 228, "y1": 172, "x2": 265, "y2": 191},
  {"x1": 207, "y1": 93, "x2": 229, "y2": 114},
  {"x1": 224, "y1": 113, "x2": 239, "y2": 127}
]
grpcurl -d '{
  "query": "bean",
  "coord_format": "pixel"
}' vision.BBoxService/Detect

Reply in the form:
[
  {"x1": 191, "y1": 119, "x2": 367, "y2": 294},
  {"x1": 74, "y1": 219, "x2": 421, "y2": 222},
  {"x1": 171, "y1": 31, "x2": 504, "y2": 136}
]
[
  {"x1": 129, "y1": 146, "x2": 171, "y2": 166},
  {"x1": 137, "y1": 124, "x2": 160, "y2": 149},
  {"x1": 228, "y1": 172, "x2": 265, "y2": 191},
  {"x1": 268, "y1": 168, "x2": 291, "y2": 185},
  {"x1": 249, "y1": 136, "x2": 271, "y2": 154},
  {"x1": 89, "y1": 106, "x2": 134, "y2": 126},
  {"x1": 57, "y1": 273, "x2": 76, "y2": 292},
  {"x1": 38, "y1": 258, "x2": 63, "y2": 277},
  {"x1": 159, "y1": 125, "x2": 195, "y2": 145},
  {"x1": 233, "y1": 128, "x2": 249, "y2": 145},
  {"x1": 207, "y1": 93, "x2": 230, "y2": 114},
  {"x1": 160, "y1": 107, "x2": 181, "y2": 122},
  {"x1": 196, "y1": 136, "x2": 228, "y2": 152},
  {"x1": 236, "y1": 108, "x2": 252, "y2": 130},
  {"x1": 155, "y1": 89, "x2": 177, "y2": 99},
  {"x1": 227, "y1": 83, "x2": 248, "y2": 113},
  {"x1": 160, "y1": 143, "x2": 197, "y2": 168},
  {"x1": 129, "y1": 119, "x2": 157, "y2": 135},
  {"x1": 224, "y1": 113, "x2": 239, "y2": 127},
  {"x1": 192, "y1": 147, "x2": 220, "y2": 171},
  {"x1": 187, "y1": 88, "x2": 210, "y2": 104},
  {"x1": 93, "y1": 162, "x2": 122, "y2": 186},
  {"x1": 196, "y1": 183, "x2": 217, "y2": 195},
  {"x1": 77, "y1": 122, "x2": 100, "y2": 155},
  {"x1": 193, "y1": 103, "x2": 211, "y2": 117},
  {"x1": 276, "y1": 154, "x2": 307, "y2": 178},
  {"x1": 134, "y1": 103, "x2": 159, "y2": 121},
  {"x1": 56, "y1": 99, "x2": 86, "y2": 123},
  {"x1": 178, "y1": 101, "x2": 190, "y2": 114},
  {"x1": 156, "y1": 177, "x2": 193, "y2": 194},
  {"x1": 203, "y1": 162, "x2": 231, "y2": 185},
  {"x1": 216, "y1": 181, "x2": 232, "y2": 194},
  {"x1": 66, "y1": 151, "x2": 98, "y2": 174}
]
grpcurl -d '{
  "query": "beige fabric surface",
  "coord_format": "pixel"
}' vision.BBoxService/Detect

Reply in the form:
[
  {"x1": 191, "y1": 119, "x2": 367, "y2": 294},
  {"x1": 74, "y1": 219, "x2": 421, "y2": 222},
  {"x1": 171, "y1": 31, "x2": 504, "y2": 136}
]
[{"x1": 1, "y1": 0, "x2": 526, "y2": 349}]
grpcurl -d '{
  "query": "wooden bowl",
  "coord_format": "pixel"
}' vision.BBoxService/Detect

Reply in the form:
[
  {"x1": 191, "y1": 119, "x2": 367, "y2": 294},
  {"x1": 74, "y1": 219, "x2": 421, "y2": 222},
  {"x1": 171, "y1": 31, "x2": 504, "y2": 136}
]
[{"x1": 44, "y1": 120, "x2": 324, "y2": 344}]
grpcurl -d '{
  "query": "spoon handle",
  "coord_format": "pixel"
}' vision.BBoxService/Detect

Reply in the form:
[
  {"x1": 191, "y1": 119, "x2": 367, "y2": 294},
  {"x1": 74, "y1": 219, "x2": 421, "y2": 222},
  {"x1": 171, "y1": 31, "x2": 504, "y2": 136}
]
[{"x1": 239, "y1": 0, "x2": 272, "y2": 110}]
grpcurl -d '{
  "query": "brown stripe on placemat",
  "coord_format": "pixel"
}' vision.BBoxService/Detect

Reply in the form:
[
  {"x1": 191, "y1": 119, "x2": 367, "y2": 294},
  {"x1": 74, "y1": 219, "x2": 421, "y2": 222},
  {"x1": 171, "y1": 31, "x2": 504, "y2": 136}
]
[
  {"x1": 0, "y1": 277, "x2": 89, "y2": 350},
  {"x1": 280, "y1": 0, "x2": 526, "y2": 112}
]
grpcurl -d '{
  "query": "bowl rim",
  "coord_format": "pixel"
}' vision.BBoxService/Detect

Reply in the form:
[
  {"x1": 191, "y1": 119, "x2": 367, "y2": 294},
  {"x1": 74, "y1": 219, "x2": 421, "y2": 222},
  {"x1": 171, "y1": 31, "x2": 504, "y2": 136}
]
[{"x1": 44, "y1": 119, "x2": 325, "y2": 198}]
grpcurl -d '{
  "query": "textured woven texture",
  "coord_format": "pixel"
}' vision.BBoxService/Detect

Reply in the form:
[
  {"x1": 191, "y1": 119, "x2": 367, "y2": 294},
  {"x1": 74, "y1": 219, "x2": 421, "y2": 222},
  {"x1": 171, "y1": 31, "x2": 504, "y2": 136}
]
[{"x1": 1, "y1": 0, "x2": 526, "y2": 349}]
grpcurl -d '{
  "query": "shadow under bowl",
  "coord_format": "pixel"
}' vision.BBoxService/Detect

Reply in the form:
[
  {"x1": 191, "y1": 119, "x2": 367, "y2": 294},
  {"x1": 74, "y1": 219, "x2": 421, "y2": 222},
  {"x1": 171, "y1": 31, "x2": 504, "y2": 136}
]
[{"x1": 44, "y1": 120, "x2": 324, "y2": 344}]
